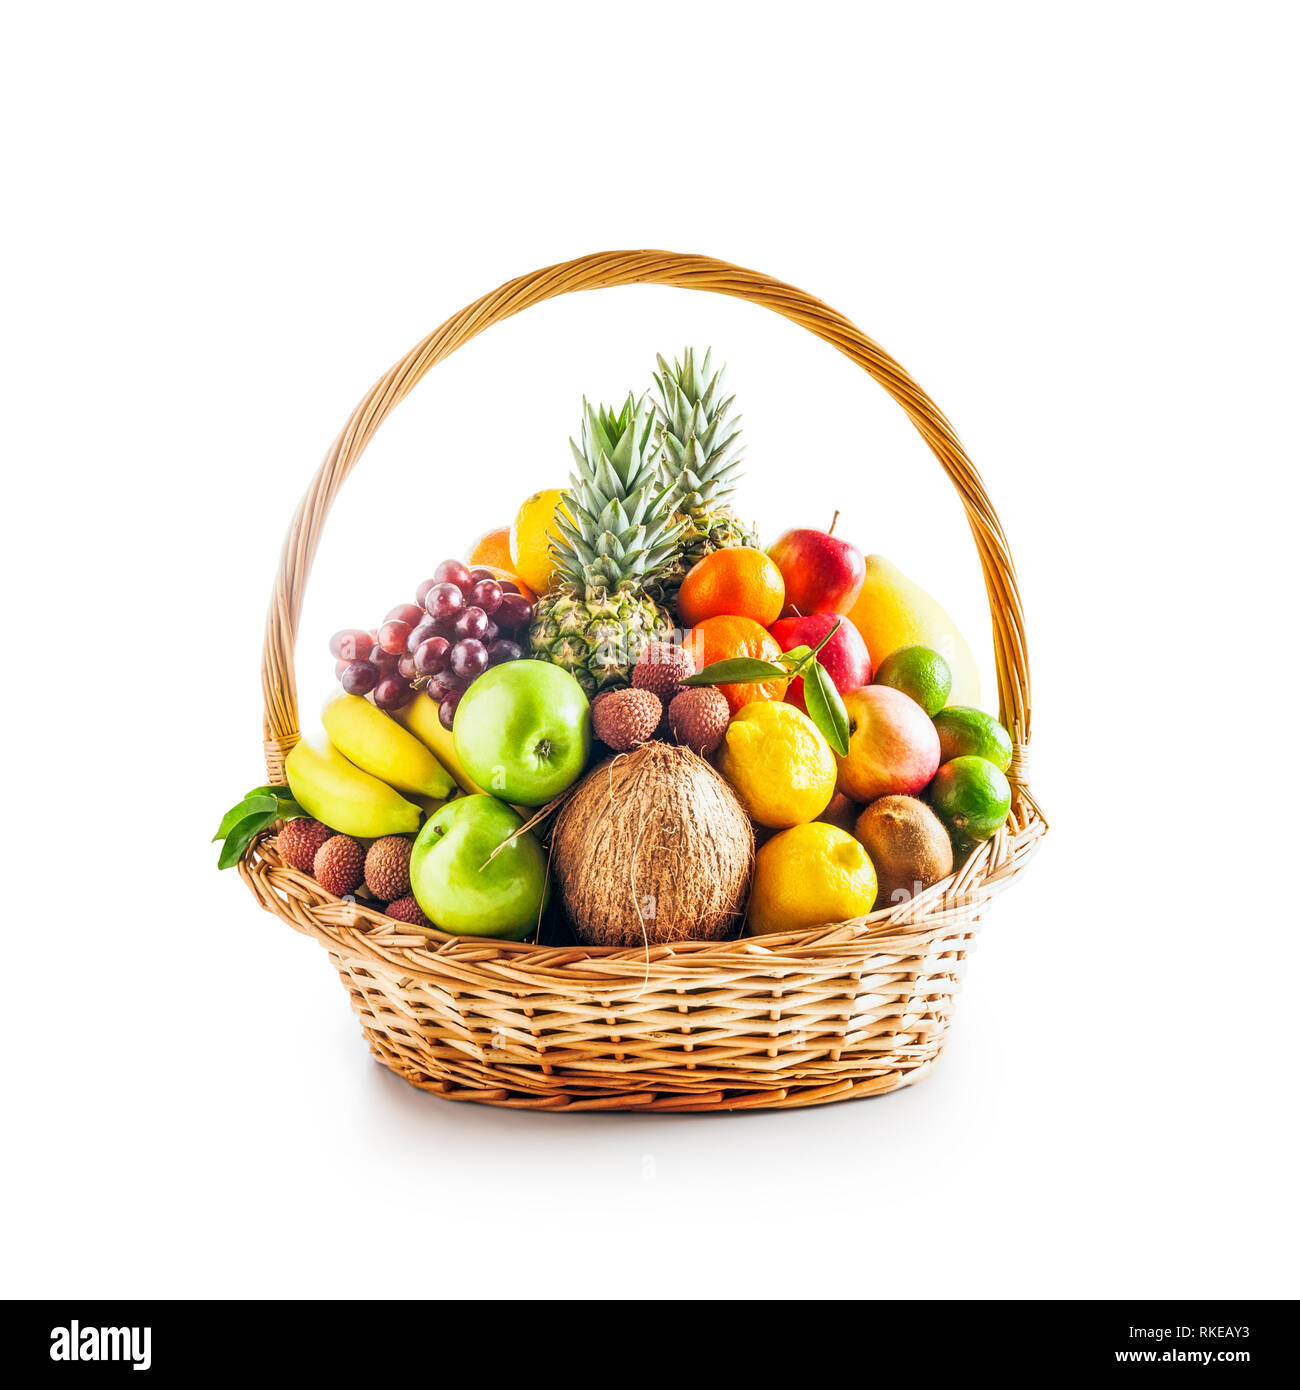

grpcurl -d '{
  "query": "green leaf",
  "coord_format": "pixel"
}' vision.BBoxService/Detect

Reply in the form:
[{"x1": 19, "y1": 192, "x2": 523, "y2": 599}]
[
  {"x1": 682, "y1": 657, "x2": 788, "y2": 686},
  {"x1": 216, "y1": 809, "x2": 278, "y2": 869},
  {"x1": 777, "y1": 645, "x2": 813, "y2": 671},
  {"x1": 213, "y1": 794, "x2": 277, "y2": 843},
  {"x1": 803, "y1": 661, "x2": 850, "y2": 756},
  {"x1": 245, "y1": 784, "x2": 302, "y2": 820}
]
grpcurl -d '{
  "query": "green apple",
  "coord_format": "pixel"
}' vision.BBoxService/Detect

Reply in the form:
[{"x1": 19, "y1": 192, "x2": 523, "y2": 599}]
[
  {"x1": 409, "y1": 795, "x2": 549, "y2": 939},
  {"x1": 453, "y1": 660, "x2": 590, "y2": 806}
]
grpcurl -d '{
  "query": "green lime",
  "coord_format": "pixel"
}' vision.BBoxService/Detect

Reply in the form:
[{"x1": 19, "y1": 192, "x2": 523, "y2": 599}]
[
  {"x1": 929, "y1": 756, "x2": 1011, "y2": 842},
  {"x1": 932, "y1": 706, "x2": 1012, "y2": 771},
  {"x1": 873, "y1": 645, "x2": 952, "y2": 716}
]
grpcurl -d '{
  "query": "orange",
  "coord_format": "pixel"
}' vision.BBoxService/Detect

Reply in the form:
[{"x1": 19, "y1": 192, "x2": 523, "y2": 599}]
[
  {"x1": 682, "y1": 615, "x2": 788, "y2": 715},
  {"x1": 677, "y1": 547, "x2": 785, "y2": 628},
  {"x1": 467, "y1": 526, "x2": 513, "y2": 571}
]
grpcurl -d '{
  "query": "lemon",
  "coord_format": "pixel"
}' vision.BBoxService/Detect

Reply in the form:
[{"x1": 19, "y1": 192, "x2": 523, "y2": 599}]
[
  {"x1": 717, "y1": 700, "x2": 836, "y2": 828},
  {"x1": 749, "y1": 823, "x2": 878, "y2": 935},
  {"x1": 509, "y1": 488, "x2": 572, "y2": 594}
]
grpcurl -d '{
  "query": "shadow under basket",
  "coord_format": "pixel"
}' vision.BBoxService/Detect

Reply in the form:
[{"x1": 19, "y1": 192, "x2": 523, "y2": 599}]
[{"x1": 241, "y1": 249, "x2": 1047, "y2": 1113}]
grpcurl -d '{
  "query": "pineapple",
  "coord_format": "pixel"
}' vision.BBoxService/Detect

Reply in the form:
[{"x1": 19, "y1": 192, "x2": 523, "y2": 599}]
[
  {"x1": 529, "y1": 395, "x2": 683, "y2": 694},
  {"x1": 652, "y1": 347, "x2": 759, "y2": 604}
]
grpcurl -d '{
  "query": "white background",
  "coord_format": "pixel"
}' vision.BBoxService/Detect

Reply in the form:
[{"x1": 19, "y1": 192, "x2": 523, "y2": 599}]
[{"x1": 3, "y1": 2, "x2": 1296, "y2": 1300}]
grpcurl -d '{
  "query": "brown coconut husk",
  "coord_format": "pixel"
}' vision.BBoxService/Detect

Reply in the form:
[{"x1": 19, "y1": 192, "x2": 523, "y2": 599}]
[{"x1": 552, "y1": 742, "x2": 755, "y2": 948}]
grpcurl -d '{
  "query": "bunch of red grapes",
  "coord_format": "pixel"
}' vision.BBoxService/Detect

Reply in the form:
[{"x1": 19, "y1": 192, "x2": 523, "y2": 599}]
[{"x1": 330, "y1": 561, "x2": 536, "y2": 730}]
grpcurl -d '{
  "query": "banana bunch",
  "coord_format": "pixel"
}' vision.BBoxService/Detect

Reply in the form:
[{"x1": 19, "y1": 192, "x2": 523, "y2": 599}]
[{"x1": 286, "y1": 693, "x2": 476, "y2": 839}]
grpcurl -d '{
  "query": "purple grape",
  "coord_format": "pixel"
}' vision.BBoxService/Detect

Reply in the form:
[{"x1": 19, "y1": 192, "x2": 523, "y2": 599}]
[
  {"x1": 407, "y1": 617, "x2": 437, "y2": 653},
  {"x1": 415, "y1": 577, "x2": 439, "y2": 607},
  {"x1": 438, "y1": 690, "x2": 464, "y2": 730},
  {"x1": 486, "y1": 638, "x2": 524, "y2": 666},
  {"x1": 468, "y1": 567, "x2": 496, "y2": 585},
  {"x1": 454, "y1": 606, "x2": 489, "y2": 641},
  {"x1": 397, "y1": 652, "x2": 418, "y2": 680},
  {"x1": 373, "y1": 674, "x2": 414, "y2": 711},
  {"x1": 414, "y1": 635, "x2": 451, "y2": 675},
  {"x1": 424, "y1": 582, "x2": 465, "y2": 621},
  {"x1": 368, "y1": 644, "x2": 399, "y2": 674},
  {"x1": 497, "y1": 593, "x2": 534, "y2": 630},
  {"x1": 340, "y1": 659, "x2": 380, "y2": 695},
  {"x1": 467, "y1": 579, "x2": 503, "y2": 615},
  {"x1": 451, "y1": 638, "x2": 488, "y2": 679},
  {"x1": 329, "y1": 628, "x2": 372, "y2": 661},
  {"x1": 426, "y1": 669, "x2": 467, "y2": 702},
  {"x1": 377, "y1": 619, "x2": 412, "y2": 655},
  {"x1": 434, "y1": 559, "x2": 472, "y2": 590},
  {"x1": 386, "y1": 602, "x2": 424, "y2": 628}
]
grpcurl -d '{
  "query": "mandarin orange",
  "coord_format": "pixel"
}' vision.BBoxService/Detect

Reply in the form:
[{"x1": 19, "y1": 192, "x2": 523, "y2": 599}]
[
  {"x1": 467, "y1": 527, "x2": 514, "y2": 571},
  {"x1": 682, "y1": 615, "x2": 788, "y2": 715},
  {"x1": 677, "y1": 547, "x2": 785, "y2": 628}
]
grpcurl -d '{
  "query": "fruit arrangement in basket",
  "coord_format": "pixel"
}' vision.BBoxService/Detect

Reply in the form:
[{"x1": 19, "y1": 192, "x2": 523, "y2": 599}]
[{"x1": 217, "y1": 347, "x2": 1015, "y2": 947}]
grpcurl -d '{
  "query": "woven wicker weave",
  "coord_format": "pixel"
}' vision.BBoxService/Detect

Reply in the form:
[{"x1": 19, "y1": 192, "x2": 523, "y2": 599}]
[{"x1": 239, "y1": 250, "x2": 1046, "y2": 1112}]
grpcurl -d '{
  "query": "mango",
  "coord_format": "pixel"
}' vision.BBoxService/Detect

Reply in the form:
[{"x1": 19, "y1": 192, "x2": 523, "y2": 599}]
[{"x1": 847, "y1": 556, "x2": 981, "y2": 707}]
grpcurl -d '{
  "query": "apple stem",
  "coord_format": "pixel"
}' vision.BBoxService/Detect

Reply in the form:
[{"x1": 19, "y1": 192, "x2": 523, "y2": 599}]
[{"x1": 828, "y1": 509, "x2": 840, "y2": 536}]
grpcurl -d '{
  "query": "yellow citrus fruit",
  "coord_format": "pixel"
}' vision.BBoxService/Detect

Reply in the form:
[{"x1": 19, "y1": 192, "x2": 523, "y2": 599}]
[
  {"x1": 717, "y1": 700, "x2": 836, "y2": 829},
  {"x1": 748, "y1": 823, "x2": 878, "y2": 936},
  {"x1": 509, "y1": 489, "x2": 572, "y2": 594}
]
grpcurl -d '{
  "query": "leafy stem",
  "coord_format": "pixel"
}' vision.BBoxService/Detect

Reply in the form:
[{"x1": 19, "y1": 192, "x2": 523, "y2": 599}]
[
  {"x1": 681, "y1": 619, "x2": 850, "y2": 755},
  {"x1": 213, "y1": 784, "x2": 302, "y2": 870}
]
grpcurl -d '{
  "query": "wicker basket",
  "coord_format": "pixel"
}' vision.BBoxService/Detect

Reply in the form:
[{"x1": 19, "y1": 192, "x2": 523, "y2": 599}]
[{"x1": 240, "y1": 249, "x2": 1046, "y2": 1112}]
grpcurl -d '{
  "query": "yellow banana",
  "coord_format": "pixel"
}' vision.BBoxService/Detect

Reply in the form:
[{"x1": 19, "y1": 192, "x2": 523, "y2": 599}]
[
  {"x1": 391, "y1": 692, "x2": 487, "y2": 796},
  {"x1": 322, "y1": 692, "x2": 454, "y2": 799},
  {"x1": 286, "y1": 731, "x2": 422, "y2": 838}
]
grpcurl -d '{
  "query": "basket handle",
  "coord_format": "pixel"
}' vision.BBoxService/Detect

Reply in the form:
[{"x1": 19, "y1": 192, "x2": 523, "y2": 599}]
[{"x1": 261, "y1": 250, "x2": 1034, "y2": 792}]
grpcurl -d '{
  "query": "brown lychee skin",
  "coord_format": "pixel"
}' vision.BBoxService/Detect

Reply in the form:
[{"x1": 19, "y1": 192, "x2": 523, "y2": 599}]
[
  {"x1": 278, "y1": 817, "x2": 334, "y2": 874},
  {"x1": 313, "y1": 835, "x2": 365, "y2": 896},
  {"x1": 592, "y1": 687, "x2": 663, "y2": 752},
  {"x1": 668, "y1": 687, "x2": 730, "y2": 756},
  {"x1": 364, "y1": 836, "x2": 412, "y2": 900},
  {"x1": 385, "y1": 895, "x2": 432, "y2": 927},
  {"x1": 632, "y1": 641, "x2": 696, "y2": 700}
]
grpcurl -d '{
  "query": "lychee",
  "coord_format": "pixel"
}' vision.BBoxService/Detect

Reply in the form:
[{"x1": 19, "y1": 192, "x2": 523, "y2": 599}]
[
  {"x1": 385, "y1": 895, "x2": 432, "y2": 927},
  {"x1": 313, "y1": 835, "x2": 365, "y2": 896},
  {"x1": 277, "y1": 817, "x2": 334, "y2": 874},
  {"x1": 592, "y1": 686, "x2": 663, "y2": 752},
  {"x1": 364, "y1": 835, "x2": 412, "y2": 900},
  {"x1": 632, "y1": 641, "x2": 695, "y2": 700},
  {"x1": 668, "y1": 686, "x2": 730, "y2": 756}
]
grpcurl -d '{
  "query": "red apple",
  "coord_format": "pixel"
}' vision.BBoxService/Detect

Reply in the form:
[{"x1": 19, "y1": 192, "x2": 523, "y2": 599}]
[
  {"x1": 769, "y1": 612, "x2": 872, "y2": 714},
  {"x1": 768, "y1": 525, "x2": 866, "y2": 616}
]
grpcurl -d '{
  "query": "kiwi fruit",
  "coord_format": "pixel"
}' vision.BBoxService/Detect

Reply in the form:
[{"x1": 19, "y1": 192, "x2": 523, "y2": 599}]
[
  {"x1": 854, "y1": 795, "x2": 953, "y2": 907},
  {"x1": 818, "y1": 792, "x2": 862, "y2": 835}
]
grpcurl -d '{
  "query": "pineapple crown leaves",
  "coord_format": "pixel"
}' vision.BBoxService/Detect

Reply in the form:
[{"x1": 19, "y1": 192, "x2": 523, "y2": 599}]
[
  {"x1": 651, "y1": 347, "x2": 746, "y2": 513},
  {"x1": 551, "y1": 393, "x2": 684, "y2": 593}
]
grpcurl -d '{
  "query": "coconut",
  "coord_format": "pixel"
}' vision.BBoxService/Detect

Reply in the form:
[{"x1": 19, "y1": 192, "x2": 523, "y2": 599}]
[{"x1": 551, "y1": 742, "x2": 754, "y2": 947}]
